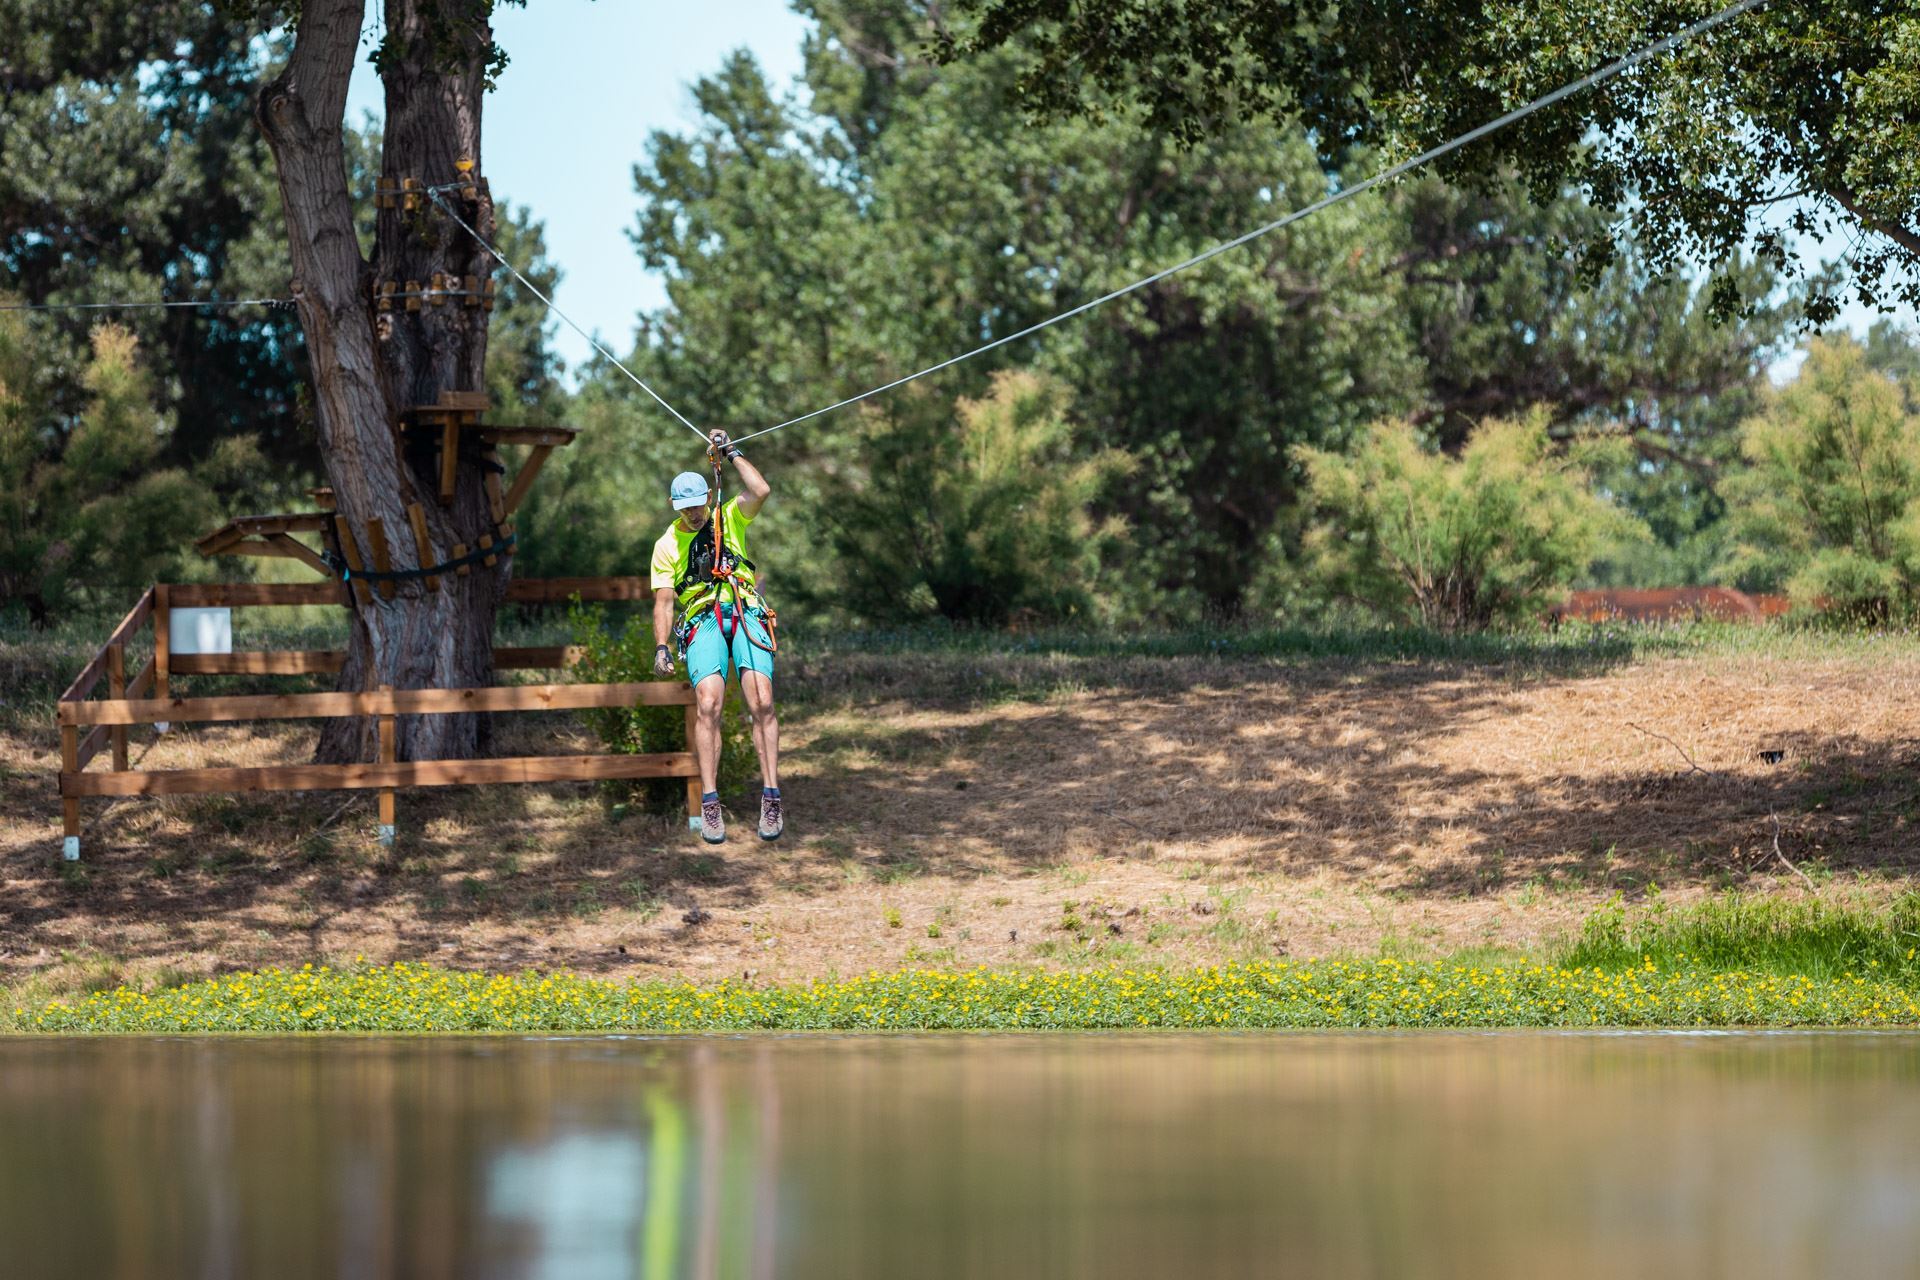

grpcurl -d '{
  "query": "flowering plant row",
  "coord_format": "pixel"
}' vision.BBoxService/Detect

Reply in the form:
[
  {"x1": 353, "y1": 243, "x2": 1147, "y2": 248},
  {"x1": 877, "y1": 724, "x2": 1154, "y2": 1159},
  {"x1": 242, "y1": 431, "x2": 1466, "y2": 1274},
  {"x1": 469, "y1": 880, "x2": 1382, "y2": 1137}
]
[{"x1": 23, "y1": 957, "x2": 1920, "y2": 1034}]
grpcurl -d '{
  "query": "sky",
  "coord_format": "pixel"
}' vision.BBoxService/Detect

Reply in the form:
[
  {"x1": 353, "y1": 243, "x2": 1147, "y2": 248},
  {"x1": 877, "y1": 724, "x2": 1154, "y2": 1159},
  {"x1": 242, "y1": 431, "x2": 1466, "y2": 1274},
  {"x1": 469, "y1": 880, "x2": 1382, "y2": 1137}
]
[
  {"x1": 344, "y1": 0, "x2": 809, "y2": 375},
  {"x1": 342, "y1": 3, "x2": 1906, "y2": 385}
]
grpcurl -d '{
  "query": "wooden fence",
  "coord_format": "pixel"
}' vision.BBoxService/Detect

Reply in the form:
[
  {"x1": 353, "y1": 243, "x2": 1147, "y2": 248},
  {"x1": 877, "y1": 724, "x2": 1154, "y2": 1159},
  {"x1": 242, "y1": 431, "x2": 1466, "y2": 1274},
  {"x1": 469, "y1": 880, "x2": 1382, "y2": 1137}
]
[{"x1": 56, "y1": 579, "x2": 697, "y2": 860}]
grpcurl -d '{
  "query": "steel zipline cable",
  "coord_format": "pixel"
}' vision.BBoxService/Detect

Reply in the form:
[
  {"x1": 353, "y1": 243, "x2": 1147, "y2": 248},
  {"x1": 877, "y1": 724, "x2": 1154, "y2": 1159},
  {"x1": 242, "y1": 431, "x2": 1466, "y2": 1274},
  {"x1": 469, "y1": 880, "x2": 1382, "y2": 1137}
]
[
  {"x1": 424, "y1": 186, "x2": 710, "y2": 441},
  {"x1": 0, "y1": 298, "x2": 294, "y2": 312},
  {"x1": 725, "y1": 0, "x2": 1772, "y2": 446}
]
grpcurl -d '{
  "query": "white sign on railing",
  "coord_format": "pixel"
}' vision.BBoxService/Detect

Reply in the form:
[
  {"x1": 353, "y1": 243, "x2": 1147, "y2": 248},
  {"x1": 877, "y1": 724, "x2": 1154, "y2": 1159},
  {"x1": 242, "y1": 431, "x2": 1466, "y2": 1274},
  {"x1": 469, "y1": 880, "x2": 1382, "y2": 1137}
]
[{"x1": 169, "y1": 607, "x2": 232, "y2": 656}]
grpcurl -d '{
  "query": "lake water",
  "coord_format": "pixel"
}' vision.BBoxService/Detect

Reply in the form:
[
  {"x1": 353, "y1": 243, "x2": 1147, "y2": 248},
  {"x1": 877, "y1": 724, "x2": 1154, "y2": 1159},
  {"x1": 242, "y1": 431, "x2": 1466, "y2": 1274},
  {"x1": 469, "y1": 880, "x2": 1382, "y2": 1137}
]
[{"x1": 2, "y1": 1032, "x2": 1917, "y2": 1278}]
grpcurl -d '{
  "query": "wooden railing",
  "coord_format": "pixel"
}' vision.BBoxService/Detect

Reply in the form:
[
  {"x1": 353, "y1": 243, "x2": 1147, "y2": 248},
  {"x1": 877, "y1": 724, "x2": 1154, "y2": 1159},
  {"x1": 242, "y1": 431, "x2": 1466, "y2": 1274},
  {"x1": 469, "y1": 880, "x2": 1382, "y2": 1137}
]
[{"x1": 56, "y1": 579, "x2": 697, "y2": 860}]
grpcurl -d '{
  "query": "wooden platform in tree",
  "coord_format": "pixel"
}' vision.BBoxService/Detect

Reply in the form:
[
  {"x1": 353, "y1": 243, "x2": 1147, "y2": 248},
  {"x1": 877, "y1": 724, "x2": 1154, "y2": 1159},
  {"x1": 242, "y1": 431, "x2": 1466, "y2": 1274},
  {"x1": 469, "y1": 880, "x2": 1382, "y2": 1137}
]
[
  {"x1": 194, "y1": 514, "x2": 337, "y2": 578},
  {"x1": 400, "y1": 391, "x2": 578, "y2": 508}
]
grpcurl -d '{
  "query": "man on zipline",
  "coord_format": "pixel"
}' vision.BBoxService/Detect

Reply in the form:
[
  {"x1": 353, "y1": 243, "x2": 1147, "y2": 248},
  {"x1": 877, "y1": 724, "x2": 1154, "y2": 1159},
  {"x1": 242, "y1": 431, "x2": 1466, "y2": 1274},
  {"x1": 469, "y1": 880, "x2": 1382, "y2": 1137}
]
[{"x1": 651, "y1": 429, "x2": 782, "y2": 844}]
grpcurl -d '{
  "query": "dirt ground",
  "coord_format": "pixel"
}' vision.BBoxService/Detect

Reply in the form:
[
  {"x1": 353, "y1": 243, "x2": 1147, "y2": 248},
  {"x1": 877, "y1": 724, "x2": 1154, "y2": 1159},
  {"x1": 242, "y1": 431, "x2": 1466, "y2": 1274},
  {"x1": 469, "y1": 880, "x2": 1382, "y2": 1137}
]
[{"x1": 4, "y1": 646, "x2": 1918, "y2": 998}]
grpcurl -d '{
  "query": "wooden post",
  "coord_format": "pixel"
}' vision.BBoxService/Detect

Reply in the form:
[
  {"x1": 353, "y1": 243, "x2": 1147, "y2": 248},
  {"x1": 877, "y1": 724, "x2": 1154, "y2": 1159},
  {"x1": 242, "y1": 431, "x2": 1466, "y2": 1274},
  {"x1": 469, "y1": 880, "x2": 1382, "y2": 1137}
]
[
  {"x1": 439, "y1": 416, "x2": 459, "y2": 504},
  {"x1": 405, "y1": 502, "x2": 439, "y2": 591},
  {"x1": 333, "y1": 515, "x2": 373, "y2": 606},
  {"x1": 107, "y1": 644, "x2": 128, "y2": 771},
  {"x1": 684, "y1": 702, "x2": 703, "y2": 830},
  {"x1": 153, "y1": 583, "x2": 171, "y2": 735},
  {"x1": 377, "y1": 684, "x2": 397, "y2": 846},
  {"x1": 61, "y1": 723, "x2": 81, "y2": 859},
  {"x1": 366, "y1": 517, "x2": 397, "y2": 601}
]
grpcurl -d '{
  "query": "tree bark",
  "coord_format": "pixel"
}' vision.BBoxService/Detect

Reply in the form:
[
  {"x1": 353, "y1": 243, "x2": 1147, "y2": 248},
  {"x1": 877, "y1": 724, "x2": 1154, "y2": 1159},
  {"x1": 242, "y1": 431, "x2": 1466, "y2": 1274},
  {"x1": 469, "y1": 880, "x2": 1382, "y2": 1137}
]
[{"x1": 257, "y1": 0, "x2": 506, "y2": 765}]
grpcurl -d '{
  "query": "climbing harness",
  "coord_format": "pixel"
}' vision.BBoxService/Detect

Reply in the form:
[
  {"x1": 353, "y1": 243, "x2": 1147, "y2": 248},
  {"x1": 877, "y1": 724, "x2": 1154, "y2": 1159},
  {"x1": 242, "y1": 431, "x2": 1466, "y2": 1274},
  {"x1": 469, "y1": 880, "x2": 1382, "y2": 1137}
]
[{"x1": 673, "y1": 445, "x2": 779, "y2": 663}]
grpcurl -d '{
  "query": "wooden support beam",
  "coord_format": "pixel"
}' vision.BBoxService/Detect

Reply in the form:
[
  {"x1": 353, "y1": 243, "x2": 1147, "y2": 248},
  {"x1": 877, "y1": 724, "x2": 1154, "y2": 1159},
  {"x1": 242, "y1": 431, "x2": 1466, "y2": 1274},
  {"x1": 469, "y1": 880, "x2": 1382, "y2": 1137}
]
[
  {"x1": 439, "y1": 417, "x2": 459, "y2": 503},
  {"x1": 170, "y1": 646, "x2": 585, "y2": 676},
  {"x1": 170, "y1": 582, "x2": 348, "y2": 608},
  {"x1": 63, "y1": 752, "x2": 699, "y2": 798},
  {"x1": 434, "y1": 390, "x2": 491, "y2": 413},
  {"x1": 377, "y1": 685, "x2": 396, "y2": 843},
  {"x1": 479, "y1": 533, "x2": 497, "y2": 568},
  {"x1": 452, "y1": 543, "x2": 470, "y2": 577},
  {"x1": 108, "y1": 644, "x2": 128, "y2": 771},
  {"x1": 405, "y1": 503, "x2": 439, "y2": 591},
  {"x1": 61, "y1": 724, "x2": 80, "y2": 847},
  {"x1": 261, "y1": 534, "x2": 336, "y2": 579},
  {"x1": 194, "y1": 524, "x2": 248, "y2": 556},
  {"x1": 505, "y1": 577, "x2": 657, "y2": 604},
  {"x1": 499, "y1": 444, "x2": 555, "y2": 520},
  {"x1": 153, "y1": 584, "x2": 170, "y2": 704},
  {"x1": 77, "y1": 657, "x2": 154, "y2": 768},
  {"x1": 366, "y1": 517, "x2": 397, "y2": 600},
  {"x1": 685, "y1": 702, "x2": 702, "y2": 826},
  {"x1": 332, "y1": 516, "x2": 373, "y2": 606},
  {"x1": 62, "y1": 681, "x2": 695, "y2": 727}
]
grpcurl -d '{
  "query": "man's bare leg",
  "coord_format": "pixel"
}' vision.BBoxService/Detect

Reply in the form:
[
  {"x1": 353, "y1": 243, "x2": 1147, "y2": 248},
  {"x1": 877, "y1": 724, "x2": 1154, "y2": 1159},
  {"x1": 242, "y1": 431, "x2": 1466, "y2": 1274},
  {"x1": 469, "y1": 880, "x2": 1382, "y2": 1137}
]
[
  {"x1": 694, "y1": 673, "x2": 727, "y2": 793},
  {"x1": 739, "y1": 670, "x2": 780, "y2": 788}
]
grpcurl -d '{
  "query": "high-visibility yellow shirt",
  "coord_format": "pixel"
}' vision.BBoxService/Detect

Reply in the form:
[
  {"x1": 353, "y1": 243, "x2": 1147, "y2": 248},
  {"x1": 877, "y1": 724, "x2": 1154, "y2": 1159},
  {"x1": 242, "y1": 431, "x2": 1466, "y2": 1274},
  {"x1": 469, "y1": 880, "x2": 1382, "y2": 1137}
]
[{"x1": 650, "y1": 497, "x2": 758, "y2": 613}]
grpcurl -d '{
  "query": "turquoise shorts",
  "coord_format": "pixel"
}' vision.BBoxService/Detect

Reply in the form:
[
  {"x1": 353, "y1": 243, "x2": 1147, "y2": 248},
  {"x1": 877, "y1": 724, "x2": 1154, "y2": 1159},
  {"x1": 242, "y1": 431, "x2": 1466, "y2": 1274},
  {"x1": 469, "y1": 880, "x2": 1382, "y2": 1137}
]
[{"x1": 682, "y1": 604, "x2": 774, "y2": 689}]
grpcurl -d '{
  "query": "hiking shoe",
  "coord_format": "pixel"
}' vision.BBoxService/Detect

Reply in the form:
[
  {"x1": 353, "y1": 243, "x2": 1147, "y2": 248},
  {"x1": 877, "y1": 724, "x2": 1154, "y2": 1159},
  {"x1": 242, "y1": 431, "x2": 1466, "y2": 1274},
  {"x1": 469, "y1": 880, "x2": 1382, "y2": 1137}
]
[
  {"x1": 700, "y1": 796, "x2": 725, "y2": 844},
  {"x1": 759, "y1": 792, "x2": 784, "y2": 841}
]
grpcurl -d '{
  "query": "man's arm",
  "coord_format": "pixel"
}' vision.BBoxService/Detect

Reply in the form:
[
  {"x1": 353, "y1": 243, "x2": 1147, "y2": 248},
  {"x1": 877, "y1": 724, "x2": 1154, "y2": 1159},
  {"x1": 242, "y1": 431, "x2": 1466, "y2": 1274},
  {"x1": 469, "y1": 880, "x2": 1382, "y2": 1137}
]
[
  {"x1": 712, "y1": 429, "x2": 771, "y2": 519},
  {"x1": 652, "y1": 587, "x2": 677, "y2": 676}
]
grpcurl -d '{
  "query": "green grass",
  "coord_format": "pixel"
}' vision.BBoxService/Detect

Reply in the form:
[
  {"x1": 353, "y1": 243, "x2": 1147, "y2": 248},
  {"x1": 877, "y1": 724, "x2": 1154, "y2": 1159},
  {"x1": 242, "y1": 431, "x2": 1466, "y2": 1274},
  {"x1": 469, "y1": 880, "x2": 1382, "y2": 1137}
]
[{"x1": 1558, "y1": 890, "x2": 1920, "y2": 986}]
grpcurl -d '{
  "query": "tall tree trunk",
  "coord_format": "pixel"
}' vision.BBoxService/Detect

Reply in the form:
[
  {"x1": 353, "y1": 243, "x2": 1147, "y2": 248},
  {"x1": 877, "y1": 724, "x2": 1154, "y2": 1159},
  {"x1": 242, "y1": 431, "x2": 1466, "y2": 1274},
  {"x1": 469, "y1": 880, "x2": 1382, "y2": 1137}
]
[{"x1": 257, "y1": 0, "x2": 506, "y2": 764}]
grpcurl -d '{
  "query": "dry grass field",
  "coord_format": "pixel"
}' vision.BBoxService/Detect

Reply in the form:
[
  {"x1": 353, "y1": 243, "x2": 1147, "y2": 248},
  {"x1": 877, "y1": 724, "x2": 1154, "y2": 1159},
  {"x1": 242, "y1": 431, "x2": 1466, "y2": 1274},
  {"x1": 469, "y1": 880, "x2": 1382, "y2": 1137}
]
[{"x1": 4, "y1": 627, "x2": 1919, "y2": 1003}]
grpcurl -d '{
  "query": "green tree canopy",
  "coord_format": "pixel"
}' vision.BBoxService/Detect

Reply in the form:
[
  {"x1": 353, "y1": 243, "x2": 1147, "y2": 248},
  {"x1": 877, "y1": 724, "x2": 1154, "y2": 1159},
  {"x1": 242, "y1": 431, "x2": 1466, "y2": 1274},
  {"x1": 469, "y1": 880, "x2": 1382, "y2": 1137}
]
[
  {"x1": 615, "y1": 1, "x2": 1787, "y2": 619},
  {"x1": 1722, "y1": 334, "x2": 1920, "y2": 617},
  {"x1": 951, "y1": 0, "x2": 1920, "y2": 326}
]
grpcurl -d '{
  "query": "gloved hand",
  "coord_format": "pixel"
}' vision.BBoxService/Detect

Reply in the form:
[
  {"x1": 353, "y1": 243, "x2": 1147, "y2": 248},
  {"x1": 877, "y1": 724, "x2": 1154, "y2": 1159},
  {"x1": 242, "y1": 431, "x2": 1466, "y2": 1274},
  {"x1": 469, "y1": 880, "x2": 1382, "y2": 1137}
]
[
  {"x1": 653, "y1": 644, "x2": 675, "y2": 678},
  {"x1": 708, "y1": 429, "x2": 738, "y2": 467}
]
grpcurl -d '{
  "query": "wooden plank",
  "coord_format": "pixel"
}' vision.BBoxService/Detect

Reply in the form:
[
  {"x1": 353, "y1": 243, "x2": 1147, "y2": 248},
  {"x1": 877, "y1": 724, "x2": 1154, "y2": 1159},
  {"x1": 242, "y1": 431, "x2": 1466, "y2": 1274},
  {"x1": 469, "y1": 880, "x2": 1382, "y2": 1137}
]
[
  {"x1": 153, "y1": 584, "x2": 170, "y2": 703},
  {"x1": 505, "y1": 577, "x2": 658, "y2": 604},
  {"x1": 108, "y1": 645, "x2": 128, "y2": 771},
  {"x1": 498, "y1": 646, "x2": 586, "y2": 669},
  {"x1": 265, "y1": 534, "x2": 335, "y2": 579},
  {"x1": 60, "y1": 588, "x2": 154, "y2": 703},
  {"x1": 685, "y1": 703, "x2": 702, "y2": 823},
  {"x1": 478, "y1": 426, "x2": 579, "y2": 447},
  {"x1": 366, "y1": 517, "x2": 397, "y2": 600},
  {"x1": 61, "y1": 725, "x2": 80, "y2": 837},
  {"x1": 405, "y1": 503, "x2": 439, "y2": 591},
  {"x1": 483, "y1": 463, "x2": 507, "y2": 525},
  {"x1": 479, "y1": 533, "x2": 497, "y2": 568},
  {"x1": 170, "y1": 582, "x2": 348, "y2": 608},
  {"x1": 439, "y1": 418, "x2": 459, "y2": 503},
  {"x1": 63, "y1": 753, "x2": 698, "y2": 798},
  {"x1": 63, "y1": 681, "x2": 695, "y2": 727},
  {"x1": 377, "y1": 685, "x2": 396, "y2": 833},
  {"x1": 308, "y1": 487, "x2": 337, "y2": 511},
  {"x1": 166, "y1": 577, "x2": 652, "y2": 609},
  {"x1": 167, "y1": 646, "x2": 584, "y2": 675},
  {"x1": 230, "y1": 513, "x2": 334, "y2": 534},
  {"x1": 435, "y1": 390, "x2": 492, "y2": 413},
  {"x1": 452, "y1": 542, "x2": 470, "y2": 577},
  {"x1": 172, "y1": 651, "x2": 344, "y2": 675},
  {"x1": 499, "y1": 444, "x2": 554, "y2": 520},
  {"x1": 194, "y1": 524, "x2": 247, "y2": 556},
  {"x1": 333, "y1": 516, "x2": 373, "y2": 606}
]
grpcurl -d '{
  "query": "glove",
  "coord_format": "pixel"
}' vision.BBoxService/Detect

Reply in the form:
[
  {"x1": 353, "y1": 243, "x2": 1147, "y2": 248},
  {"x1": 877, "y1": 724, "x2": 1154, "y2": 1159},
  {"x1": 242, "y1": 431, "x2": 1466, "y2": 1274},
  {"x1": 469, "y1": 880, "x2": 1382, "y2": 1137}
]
[
  {"x1": 652, "y1": 644, "x2": 675, "y2": 678},
  {"x1": 709, "y1": 428, "x2": 741, "y2": 463}
]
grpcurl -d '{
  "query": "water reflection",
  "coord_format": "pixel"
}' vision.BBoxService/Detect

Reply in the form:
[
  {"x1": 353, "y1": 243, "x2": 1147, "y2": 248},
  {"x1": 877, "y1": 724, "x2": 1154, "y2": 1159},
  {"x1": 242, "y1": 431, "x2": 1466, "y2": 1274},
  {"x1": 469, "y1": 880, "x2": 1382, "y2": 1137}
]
[{"x1": 1, "y1": 1032, "x2": 1918, "y2": 1277}]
